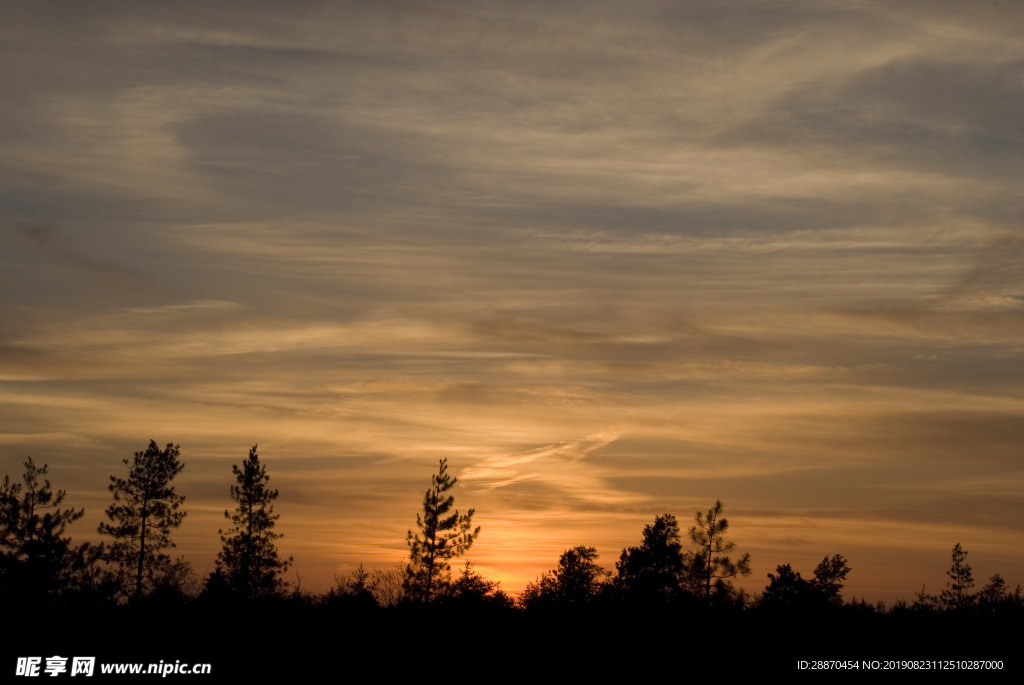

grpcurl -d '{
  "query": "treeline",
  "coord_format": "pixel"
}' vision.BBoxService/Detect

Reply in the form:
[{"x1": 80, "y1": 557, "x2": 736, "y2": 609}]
[
  {"x1": 0, "y1": 441, "x2": 288, "y2": 609},
  {"x1": 1, "y1": 443, "x2": 1022, "y2": 621}
]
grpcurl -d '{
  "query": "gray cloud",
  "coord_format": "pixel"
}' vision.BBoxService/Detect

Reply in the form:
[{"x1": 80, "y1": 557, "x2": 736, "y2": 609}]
[{"x1": 720, "y1": 54, "x2": 1024, "y2": 198}]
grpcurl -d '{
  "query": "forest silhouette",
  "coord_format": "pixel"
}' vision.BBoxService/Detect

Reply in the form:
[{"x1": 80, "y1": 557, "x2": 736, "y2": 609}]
[{"x1": 2, "y1": 444, "x2": 1020, "y2": 676}]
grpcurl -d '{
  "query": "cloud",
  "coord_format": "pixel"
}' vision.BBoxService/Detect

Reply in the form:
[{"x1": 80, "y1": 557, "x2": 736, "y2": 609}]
[
  {"x1": 722, "y1": 53, "x2": 1024, "y2": 185},
  {"x1": 461, "y1": 431, "x2": 647, "y2": 507},
  {"x1": 934, "y1": 234, "x2": 1024, "y2": 312}
]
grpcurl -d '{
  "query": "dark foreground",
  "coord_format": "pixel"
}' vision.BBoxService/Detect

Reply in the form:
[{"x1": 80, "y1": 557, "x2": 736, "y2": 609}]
[{"x1": 7, "y1": 602, "x2": 1019, "y2": 681}]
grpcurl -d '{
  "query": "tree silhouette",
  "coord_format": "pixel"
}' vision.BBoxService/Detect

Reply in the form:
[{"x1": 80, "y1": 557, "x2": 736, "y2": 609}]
[
  {"x1": 369, "y1": 563, "x2": 407, "y2": 607},
  {"x1": 940, "y1": 542, "x2": 974, "y2": 609},
  {"x1": 977, "y1": 573, "x2": 1007, "y2": 605},
  {"x1": 615, "y1": 513, "x2": 692, "y2": 602},
  {"x1": 976, "y1": 573, "x2": 1023, "y2": 616},
  {"x1": 522, "y1": 545, "x2": 607, "y2": 607},
  {"x1": 688, "y1": 500, "x2": 751, "y2": 602},
  {"x1": 0, "y1": 457, "x2": 93, "y2": 602},
  {"x1": 216, "y1": 445, "x2": 291, "y2": 600},
  {"x1": 445, "y1": 561, "x2": 514, "y2": 609},
  {"x1": 148, "y1": 556, "x2": 202, "y2": 606},
  {"x1": 405, "y1": 458, "x2": 479, "y2": 602},
  {"x1": 911, "y1": 584, "x2": 940, "y2": 613},
  {"x1": 324, "y1": 563, "x2": 379, "y2": 611},
  {"x1": 810, "y1": 553, "x2": 850, "y2": 605},
  {"x1": 761, "y1": 555, "x2": 851, "y2": 609},
  {"x1": 762, "y1": 563, "x2": 810, "y2": 607},
  {"x1": 99, "y1": 440, "x2": 185, "y2": 602}
]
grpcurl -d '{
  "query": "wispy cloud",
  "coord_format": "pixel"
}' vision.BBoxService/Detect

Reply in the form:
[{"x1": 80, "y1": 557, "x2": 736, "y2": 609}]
[
  {"x1": 461, "y1": 431, "x2": 641, "y2": 506},
  {"x1": 2, "y1": 0, "x2": 1023, "y2": 598}
]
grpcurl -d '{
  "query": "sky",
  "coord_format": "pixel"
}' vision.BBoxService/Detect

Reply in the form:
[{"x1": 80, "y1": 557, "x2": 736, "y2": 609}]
[{"x1": 2, "y1": 0, "x2": 1023, "y2": 601}]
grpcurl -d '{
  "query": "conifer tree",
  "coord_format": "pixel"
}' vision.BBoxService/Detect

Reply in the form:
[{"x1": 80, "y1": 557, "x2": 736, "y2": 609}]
[
  {"x1": 405, "y1": 458, "x2": 479, "y2": 602},
  {"x1": 448, "y1": 561, "x2": 513, "y2": 608},
  {"x1": 761, "y1": 554, "x2": 851, "y2": 608},
  {"x1": 940, "y1": 542, "x2": 974, "y2": 609},
  {"x1": 216, "y1": 445, "x2": 291, "y2": 600},
  {"x1": 615, "y1": 513, "x2": 691, "y2": 601},
  {"x1": 689, "y1": 499, "x2": 751, "y2": 602},
  {"x1": 0, "y1": 457, "x2": 91, "y2": 601},
  {"x1": 99, "y1": 440, "x2": 185, "y2": 602},
  {"x1": 521, "y1": 545, "x2": 609, "y2": 608}
]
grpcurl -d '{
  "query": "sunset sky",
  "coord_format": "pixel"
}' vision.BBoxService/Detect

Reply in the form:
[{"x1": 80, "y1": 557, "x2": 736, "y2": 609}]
[{"x1": 2, "y1": 0, "x2": 1023, "y2": 601}]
